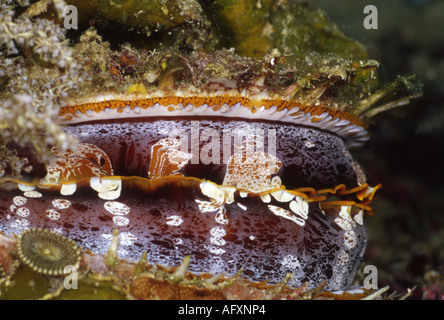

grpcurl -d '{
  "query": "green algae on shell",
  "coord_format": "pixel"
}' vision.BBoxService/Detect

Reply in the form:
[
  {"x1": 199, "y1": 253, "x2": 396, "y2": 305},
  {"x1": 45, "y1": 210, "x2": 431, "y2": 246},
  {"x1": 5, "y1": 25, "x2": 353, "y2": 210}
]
[
  {"x1": 17, "y1": 228, "x2": 81, "y2": 276},
  {"x1": 47, "y1": 274, "x2": 129, "y2": 300},
  {"x1": 206, "y1": 0, "x2": 368, "y2": 61},
  {"x1": 0, "y1": 265, "x2": 55, "y2": 300},
  {"x1": 66, "y1": 0, "x2": 203, "y2": 30}
]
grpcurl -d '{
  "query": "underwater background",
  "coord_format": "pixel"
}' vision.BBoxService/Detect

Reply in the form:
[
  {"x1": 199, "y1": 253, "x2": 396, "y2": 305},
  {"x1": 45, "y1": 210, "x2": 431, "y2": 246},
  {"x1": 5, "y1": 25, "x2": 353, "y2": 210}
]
[{"x1": 313, "y1": 0, "x2": 444, "y2": 299}]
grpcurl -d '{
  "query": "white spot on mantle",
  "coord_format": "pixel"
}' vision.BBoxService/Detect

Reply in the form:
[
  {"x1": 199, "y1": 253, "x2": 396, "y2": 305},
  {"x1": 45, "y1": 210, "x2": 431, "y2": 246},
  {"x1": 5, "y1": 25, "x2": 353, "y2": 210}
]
[{"x1": 166, "y1": 215, "x2": 184, "y2": 226}]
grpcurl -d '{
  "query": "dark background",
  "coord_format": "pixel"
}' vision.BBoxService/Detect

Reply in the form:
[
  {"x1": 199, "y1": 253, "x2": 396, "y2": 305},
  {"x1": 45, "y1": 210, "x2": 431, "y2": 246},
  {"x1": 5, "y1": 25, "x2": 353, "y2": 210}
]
[{"x1": 312, "y1": 0, "x2": 444, "y2": 298}]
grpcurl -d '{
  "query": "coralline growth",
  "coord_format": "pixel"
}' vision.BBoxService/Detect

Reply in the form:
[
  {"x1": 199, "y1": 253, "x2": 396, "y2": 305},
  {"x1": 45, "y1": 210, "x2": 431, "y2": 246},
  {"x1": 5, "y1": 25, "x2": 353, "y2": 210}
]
[{"x1": 0, "y1": 0, "x2": 81, "y2": 177}]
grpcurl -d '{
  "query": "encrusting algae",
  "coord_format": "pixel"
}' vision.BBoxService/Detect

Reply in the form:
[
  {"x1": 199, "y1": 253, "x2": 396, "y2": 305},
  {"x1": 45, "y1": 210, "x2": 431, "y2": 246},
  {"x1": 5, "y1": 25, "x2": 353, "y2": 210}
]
[{"x1": 0, "y1": 0, "x2": 421, "y2": 300}]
